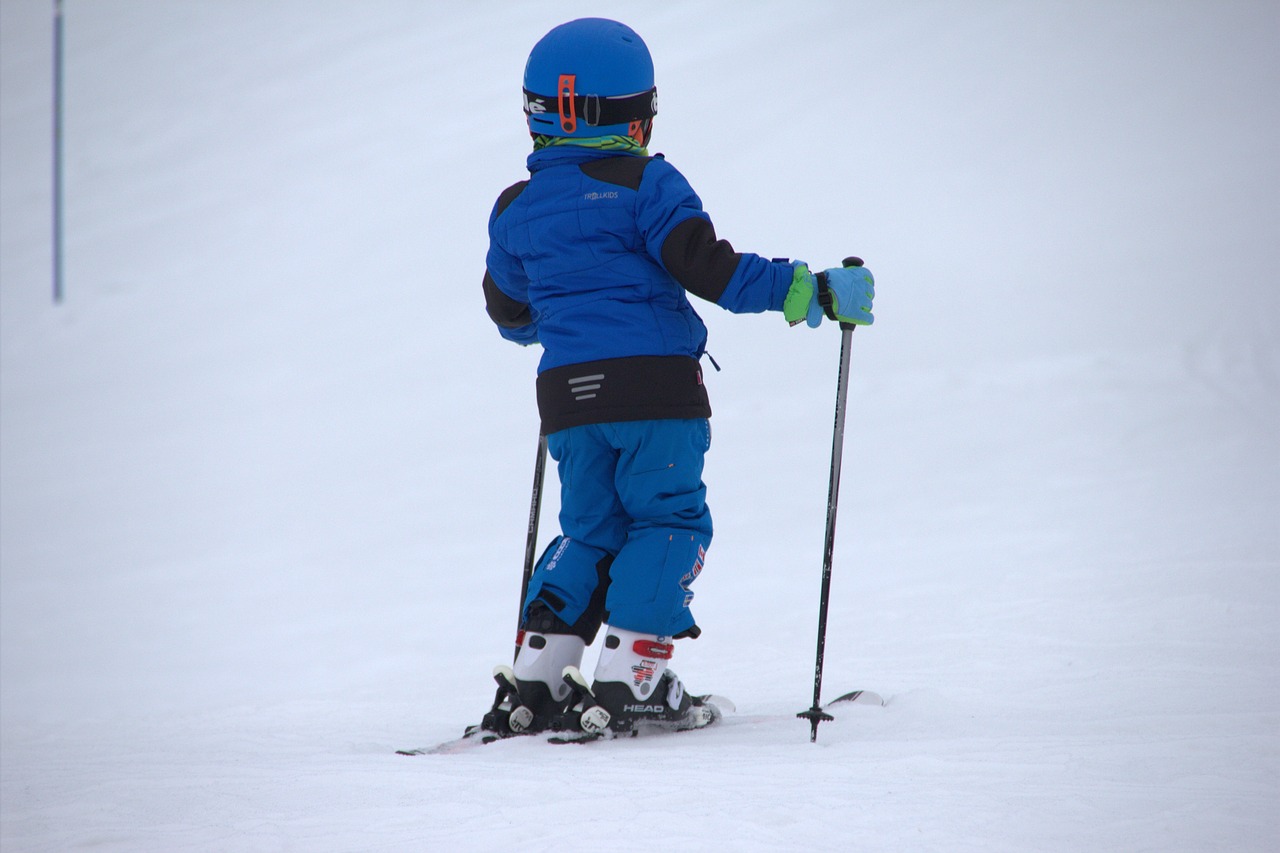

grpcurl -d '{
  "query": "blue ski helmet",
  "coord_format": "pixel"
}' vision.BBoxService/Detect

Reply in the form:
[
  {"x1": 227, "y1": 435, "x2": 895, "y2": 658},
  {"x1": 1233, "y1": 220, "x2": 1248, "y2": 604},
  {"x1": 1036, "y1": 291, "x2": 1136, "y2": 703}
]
[{"x1": 523, "y1": 18, "x2": 657, "y2": 143}]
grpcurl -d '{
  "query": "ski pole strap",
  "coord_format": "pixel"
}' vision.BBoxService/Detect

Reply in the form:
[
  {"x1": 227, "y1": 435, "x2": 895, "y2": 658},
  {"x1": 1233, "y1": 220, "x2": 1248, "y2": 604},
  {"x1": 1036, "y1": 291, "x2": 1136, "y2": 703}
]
[
  {"x1": 815, "y1": 270, "x2": 839, "y2": 321},
  {"x1": 523, "y1": 87, "x2": 657, "y2": 127}
]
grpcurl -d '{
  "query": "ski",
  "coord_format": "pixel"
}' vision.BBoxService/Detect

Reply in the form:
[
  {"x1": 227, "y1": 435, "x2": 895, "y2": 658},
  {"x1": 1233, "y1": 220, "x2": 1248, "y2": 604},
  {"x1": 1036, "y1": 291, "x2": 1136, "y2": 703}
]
[
  {"x1": 825, "y1": 689, "x2": 885, "y2": 707},
  {"x1": 546, "y1": 693, "x2": 732, "y2": 744},
  {"x1": 396, "y1": 664, "x2": 529, "y2": 755},
  {"x1": 396, "y1": 693, "x2": 736, "y2": 755},
  {"x1": 396, "y1": 690, "x2": 888, "y2": 754},
  {"x1": 396, "y1": 725, "x2": 498, "y2": 756}
]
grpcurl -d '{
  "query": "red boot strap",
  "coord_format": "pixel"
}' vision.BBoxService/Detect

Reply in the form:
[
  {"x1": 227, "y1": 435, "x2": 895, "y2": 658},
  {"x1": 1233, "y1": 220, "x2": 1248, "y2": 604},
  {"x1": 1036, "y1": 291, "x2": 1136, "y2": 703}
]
[{"x1": 632, "y1": 639, "x2": 674, "y2": 659}]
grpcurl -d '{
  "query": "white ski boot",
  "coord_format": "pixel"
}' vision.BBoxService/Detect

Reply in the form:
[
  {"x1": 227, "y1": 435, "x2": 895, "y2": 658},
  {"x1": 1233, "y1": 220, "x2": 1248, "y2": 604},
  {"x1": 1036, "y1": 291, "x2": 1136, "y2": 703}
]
[
  {"x1": 561, "y1": 625, "x2": 714, "y2": 736},
  {"x1": 479, "y1": 629, "x2": 585, "y2": 737}
]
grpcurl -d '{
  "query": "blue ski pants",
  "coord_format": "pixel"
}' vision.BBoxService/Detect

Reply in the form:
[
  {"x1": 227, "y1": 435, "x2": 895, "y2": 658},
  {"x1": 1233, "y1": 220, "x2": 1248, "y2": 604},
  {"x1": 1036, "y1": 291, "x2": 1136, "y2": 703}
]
[{"x1": 521, "y1": 418, "x2": 713, "y2": 638}]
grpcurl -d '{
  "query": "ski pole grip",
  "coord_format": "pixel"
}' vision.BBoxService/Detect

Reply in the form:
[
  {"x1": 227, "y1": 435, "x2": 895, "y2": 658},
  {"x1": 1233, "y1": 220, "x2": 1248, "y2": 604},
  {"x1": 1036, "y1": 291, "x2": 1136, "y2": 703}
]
[{"x1": 840, "y1": 257, "x2": 863, "y2": 330}]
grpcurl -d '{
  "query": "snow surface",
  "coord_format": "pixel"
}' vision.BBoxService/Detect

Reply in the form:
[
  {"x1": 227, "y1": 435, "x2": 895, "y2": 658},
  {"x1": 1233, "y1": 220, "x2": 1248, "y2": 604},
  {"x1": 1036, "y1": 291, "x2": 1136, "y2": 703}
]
[{"x1": 2, "y1": 1, "x2": 1278, "y2": 850}]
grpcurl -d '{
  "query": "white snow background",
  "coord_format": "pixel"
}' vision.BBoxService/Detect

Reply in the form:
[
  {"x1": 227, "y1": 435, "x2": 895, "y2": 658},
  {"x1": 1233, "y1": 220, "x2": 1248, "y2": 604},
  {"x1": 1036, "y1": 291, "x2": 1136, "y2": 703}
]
[{"x1": 2, "y1": 1, "x2": 1278, "y2": 850}]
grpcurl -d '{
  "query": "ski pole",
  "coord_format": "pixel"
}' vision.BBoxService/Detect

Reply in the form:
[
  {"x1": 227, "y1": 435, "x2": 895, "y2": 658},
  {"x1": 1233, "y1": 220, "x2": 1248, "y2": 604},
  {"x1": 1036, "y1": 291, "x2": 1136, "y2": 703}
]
[
  {"x1": 797, "y1": 256, "x2": 863, "y2": 742},
  {"x1": 53, "y1": 0, "x2": 65, "y2": 304},
  {"x1": 480, "y1": 433, "x2": 547, "y2": 721},
  {"x1": 513, "y1": 432, "x2": 549, "y2": 661}
]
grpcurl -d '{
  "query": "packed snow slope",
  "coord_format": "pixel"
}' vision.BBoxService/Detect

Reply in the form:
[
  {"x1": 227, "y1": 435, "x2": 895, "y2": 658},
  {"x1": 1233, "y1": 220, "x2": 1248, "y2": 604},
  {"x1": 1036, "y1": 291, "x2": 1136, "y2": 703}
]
[{"x1": 2, "y1": 1, "x2": 1278, "y2": 851}]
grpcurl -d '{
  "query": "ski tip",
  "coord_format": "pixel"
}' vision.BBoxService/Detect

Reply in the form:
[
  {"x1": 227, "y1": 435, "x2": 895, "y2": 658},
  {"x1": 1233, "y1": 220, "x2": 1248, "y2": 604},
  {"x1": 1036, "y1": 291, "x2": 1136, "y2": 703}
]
[
  {"x1": 827, "y1": 689, "x2": 886, "y2": 707},
  {"x1": 700, "y1": 694, "x2": 736, "y2": 715}
]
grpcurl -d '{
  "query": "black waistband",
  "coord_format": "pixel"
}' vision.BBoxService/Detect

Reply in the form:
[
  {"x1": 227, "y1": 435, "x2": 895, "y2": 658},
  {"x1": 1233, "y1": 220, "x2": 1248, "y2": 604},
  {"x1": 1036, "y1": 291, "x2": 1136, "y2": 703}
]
[{"x1": 536, "y1": 355, "x2": 711, "y2": 435}]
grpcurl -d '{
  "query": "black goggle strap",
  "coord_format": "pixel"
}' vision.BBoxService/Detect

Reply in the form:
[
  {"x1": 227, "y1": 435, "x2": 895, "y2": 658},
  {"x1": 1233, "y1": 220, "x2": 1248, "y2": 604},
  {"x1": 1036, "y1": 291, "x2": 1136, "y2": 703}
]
[{"x1": 523, "y1": 86, "x2": 657, "y2": 131}]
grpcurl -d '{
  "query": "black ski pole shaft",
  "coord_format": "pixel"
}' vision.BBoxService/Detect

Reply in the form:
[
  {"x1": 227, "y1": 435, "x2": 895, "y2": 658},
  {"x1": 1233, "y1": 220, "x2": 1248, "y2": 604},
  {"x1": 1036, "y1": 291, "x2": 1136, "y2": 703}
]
[
  {"x1": 798, "y1": 256, "x2": 863, "y2": 742},
  {"x1": 53, "y1": 0, "x2": 65, "y2": 304},
  {"x1": 484, "y1": 433, "x2": 548, "y2": 717},
  {"x1": 513, "y1": 432, "x2": 549, "y2": 662}
]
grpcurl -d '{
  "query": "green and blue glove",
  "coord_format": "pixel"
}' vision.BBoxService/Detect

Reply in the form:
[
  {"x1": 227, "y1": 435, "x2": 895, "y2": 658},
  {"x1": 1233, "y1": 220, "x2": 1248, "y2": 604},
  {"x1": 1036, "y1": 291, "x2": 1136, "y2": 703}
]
[{"x1": 783, "y1": 261, "x2": 876, "y2": 328}]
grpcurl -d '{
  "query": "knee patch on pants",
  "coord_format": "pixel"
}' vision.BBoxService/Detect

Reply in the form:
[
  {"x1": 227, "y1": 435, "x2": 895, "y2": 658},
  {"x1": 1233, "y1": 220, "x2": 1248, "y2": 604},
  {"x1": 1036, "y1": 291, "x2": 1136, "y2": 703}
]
[{"x1": 521, "y1": 536, "x2": 613, "y2": 644}]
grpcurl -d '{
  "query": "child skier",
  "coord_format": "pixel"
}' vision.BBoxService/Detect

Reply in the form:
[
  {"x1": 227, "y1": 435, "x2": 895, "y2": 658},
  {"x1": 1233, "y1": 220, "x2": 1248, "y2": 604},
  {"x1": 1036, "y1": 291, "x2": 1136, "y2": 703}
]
[{"x1": 480, "y1": 17, "x2": 874, "y2": 738}]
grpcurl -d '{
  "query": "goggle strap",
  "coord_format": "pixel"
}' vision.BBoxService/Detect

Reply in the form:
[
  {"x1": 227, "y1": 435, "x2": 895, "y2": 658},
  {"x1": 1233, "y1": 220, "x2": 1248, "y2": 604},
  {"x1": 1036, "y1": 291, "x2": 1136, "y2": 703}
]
[{"x1": 525, "y1": 87, "x2": 657, "y2": 128}]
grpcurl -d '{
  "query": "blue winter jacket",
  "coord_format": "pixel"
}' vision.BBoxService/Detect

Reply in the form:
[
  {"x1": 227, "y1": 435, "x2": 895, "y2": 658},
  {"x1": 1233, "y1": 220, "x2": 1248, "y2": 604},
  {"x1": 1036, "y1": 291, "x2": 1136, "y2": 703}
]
[{"x1": 484, "y1": 145, "x2": 795, "y2": 433}]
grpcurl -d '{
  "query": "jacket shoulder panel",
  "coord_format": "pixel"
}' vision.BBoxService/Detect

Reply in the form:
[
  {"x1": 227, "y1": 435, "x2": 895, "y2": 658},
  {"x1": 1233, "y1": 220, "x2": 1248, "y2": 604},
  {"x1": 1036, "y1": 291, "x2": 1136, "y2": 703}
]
[
  {"x1": 578, "y1": 156, "x2": 653, "y2": 191},
  {"x1": 494, "y1": 180, "x2": 530, "y2": 218}
]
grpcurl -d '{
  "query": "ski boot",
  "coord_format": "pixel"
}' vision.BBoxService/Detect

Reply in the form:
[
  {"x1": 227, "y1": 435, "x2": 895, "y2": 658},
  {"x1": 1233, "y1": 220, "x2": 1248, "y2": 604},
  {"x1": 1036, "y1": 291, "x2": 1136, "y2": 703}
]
[
  {"x1": 556, "y1": 626, "x2": 718, "y2": 740},
  {"x1": 474, "y1": 629, "x2": 586, "y2": 738}
]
